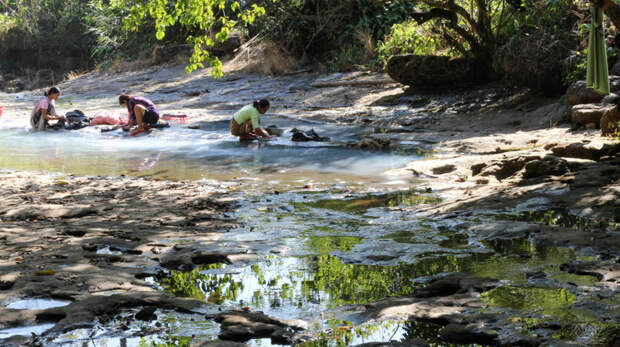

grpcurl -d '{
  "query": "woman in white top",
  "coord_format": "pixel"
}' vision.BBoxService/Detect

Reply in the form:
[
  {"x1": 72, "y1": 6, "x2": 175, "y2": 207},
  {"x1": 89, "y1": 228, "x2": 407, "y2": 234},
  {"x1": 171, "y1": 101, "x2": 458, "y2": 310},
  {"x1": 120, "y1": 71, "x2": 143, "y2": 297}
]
[{"x1": 30, "y1": 86, "x2": 66, "y2": 131}]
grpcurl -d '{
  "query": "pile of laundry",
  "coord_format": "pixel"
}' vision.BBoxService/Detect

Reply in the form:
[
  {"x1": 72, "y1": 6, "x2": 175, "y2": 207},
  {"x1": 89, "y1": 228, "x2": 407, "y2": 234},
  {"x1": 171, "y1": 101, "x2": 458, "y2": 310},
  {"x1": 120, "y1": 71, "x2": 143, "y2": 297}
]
[{"x1": 290, "y1": 128, "x2": 330, "y2": 142}]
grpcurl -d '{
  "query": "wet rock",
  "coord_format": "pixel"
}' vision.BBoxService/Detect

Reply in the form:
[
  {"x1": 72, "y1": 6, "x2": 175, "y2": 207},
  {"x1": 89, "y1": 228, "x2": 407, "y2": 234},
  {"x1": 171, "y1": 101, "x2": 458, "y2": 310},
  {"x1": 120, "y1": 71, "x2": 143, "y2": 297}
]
[
  {"x1": 478, "y1": 156, "x2": 539, "y2": 181},
  {"x1": 523, "y1": 155, "x2": 569, "y2": 179},
  {"x1": 135, "y1": 306, "x2": 157, "y2": 321},
  {"x1": 438, "y1": 323, "x2": 498, "y2": 345},
  {"x1": 470, "y1": 163, "x2": 487, "y2": 176},
  {"x1": 559, "y1": 261, "x2": 613, "y2": 281},
  {"x1": 601, "y1": 142, "x2": 620, "y2": 157},
  {"x1": 414, "y1": 273, "x2": 497, "y2": 298},
  {"x1": 37, "y1": 293, "x2": 203, "y2": 333},
  {"x1": 5, "y1": 78, "x2": 25, "y2": 93},
  {"x1": 0, "y1": 308, "x2": 40, "y2": 328},
  {"x1": 191, "y1": 251, "x2": 233, "y2": 265},
  {"x1": 566, "y1": 81, "x2": 605, "y2": 105},
  {"x1": 353, "y1": 340, "x2": 429, "y2": 347},
  {"x1": 386, "y1": 55, "x2": 474, "y2": 86},
  {"x1": 601, "y1": 92, "x2": 620, "y2": 104},
  {"x1": 212, "y1": 309, "x2": 308, "y2": 342},
  {"x1": 600, "y1": 106, "x2": 620, "y2": 136},
  {"x1": 350, "y1": 138, "x2": 392, "y2": 151},
  {"x1": 570, "y1": 104, "x2": 610, "y2": 126},
  {"x1": 0, "y1": 335, "x2": 31, "y2": 347},
  {"x1": 550, "y1": 143, "x2": 601, "y2": 161},
  {"x1": 431, "y1": 164, "x2": 456, "y2": 175},
  {"x1": 192, "y1": 341, "x2": 250, "y2": 347},
  {"x1": 160, "y1": 248, "x2": 254, "y2": 271}
]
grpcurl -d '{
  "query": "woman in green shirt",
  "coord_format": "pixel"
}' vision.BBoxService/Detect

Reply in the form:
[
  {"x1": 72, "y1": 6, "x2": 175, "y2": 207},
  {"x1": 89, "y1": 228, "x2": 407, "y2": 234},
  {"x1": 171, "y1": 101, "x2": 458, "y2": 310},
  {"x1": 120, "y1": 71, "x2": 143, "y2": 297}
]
[{"x1": 230, "y1": 99, "x2": 272, "y2": 141}]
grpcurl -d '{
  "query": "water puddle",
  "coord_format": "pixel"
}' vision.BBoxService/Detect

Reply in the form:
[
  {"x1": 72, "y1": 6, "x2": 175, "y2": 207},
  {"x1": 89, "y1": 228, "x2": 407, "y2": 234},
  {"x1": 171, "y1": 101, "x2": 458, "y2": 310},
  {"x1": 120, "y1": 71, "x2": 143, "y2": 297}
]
[
  {"x1": 0, "y1": 323, "x2": 55, "y2": 339},
  {"x1": 292, "y1": 189, "x2": 442, "y2": 213},
  {"x1": 0, "y1": 113, "x2": 421, "y2": 184},
  {"x1": 5, "y1": 298, "x2": 70, "y2": 310}
]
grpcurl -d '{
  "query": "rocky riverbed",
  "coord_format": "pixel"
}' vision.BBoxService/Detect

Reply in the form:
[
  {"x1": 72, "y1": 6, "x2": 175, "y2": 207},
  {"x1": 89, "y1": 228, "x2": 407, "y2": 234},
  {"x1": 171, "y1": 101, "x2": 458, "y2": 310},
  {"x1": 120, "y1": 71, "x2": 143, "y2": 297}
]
[{"x1": 0, "y1": 64, "x2": 618, "y2": 346}]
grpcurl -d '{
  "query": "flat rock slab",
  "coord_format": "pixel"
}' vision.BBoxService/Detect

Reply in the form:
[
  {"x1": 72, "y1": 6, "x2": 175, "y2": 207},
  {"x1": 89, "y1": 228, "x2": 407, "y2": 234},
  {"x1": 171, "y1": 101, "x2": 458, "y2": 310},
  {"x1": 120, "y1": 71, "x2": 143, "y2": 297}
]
[
  {"x1": 570, "y1": 104, "x2": 612, "y2": 126},
  {"x1": 2, "y1": 205, "x2": 97, "y2": 220},
  {"x1": 37, "y1": 292, "x2": 205, "y2": 334},
  {"x1": 212, "y1": 309, "x2": 308, "y2": 343}
]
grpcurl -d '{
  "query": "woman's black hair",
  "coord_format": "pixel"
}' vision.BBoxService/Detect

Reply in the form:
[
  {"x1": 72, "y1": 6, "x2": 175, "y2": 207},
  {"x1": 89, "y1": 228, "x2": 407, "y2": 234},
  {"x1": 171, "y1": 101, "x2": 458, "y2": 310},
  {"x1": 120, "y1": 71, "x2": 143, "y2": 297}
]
[
  {"x1": 44, "y1": 86, "x2": 60, "y2": 97},
  {"x1": 119, "y1": 94, "x2": 131, "y2": 105},
  {"x1": 253, "y1": 99, "x2": 270, "y2": 110}
]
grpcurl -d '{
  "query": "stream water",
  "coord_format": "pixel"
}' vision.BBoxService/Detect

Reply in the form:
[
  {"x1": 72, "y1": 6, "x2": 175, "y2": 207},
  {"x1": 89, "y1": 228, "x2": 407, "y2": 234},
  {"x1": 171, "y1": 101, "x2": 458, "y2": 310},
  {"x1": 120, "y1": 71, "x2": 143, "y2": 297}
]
[{"x1": 0, "y1": 93, "x2": 616, "y2": 346}]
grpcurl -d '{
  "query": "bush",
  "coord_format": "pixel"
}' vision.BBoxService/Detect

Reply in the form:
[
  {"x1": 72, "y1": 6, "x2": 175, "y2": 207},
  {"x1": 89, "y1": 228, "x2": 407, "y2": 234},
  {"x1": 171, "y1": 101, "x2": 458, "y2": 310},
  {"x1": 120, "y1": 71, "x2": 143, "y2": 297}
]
[
  {"x1": 495, "y1": 0, "x2": 582, "y2": 94},
  {"x1": 247, "y1": 0, "x2": 415, "y2": 68}
]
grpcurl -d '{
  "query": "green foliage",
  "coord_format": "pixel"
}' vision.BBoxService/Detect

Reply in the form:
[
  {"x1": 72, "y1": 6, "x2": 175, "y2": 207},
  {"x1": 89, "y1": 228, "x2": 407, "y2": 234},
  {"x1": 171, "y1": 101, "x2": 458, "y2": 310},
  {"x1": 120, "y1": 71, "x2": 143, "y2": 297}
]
[
  {"x1": 118, "y1": 0, "x2": 269, "y2": 77},
  {"x1": 249, "y1": 0, "x2": 415, "y2": 68},
  {"x1": 376, "y1": 20, "x2": 451, "y2": 63},
  {"x1": 482, "y1": 286, "x2": 576, "y2": 312}
]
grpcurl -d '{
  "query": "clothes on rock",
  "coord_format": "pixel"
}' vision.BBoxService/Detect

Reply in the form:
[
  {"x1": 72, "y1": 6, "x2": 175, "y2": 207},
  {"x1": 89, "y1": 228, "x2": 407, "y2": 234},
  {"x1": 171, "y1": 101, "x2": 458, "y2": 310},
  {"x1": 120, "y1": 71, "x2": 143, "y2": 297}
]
[{"x1": 291, "y1": 128, "x2": 330, "y2": 142}]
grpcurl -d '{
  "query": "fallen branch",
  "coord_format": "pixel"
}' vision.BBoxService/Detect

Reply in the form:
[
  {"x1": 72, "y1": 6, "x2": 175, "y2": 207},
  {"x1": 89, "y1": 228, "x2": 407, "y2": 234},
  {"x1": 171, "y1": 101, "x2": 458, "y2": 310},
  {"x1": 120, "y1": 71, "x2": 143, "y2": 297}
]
[{"x1": 311, "y1": 79, "x2": 398, "y2": 88}]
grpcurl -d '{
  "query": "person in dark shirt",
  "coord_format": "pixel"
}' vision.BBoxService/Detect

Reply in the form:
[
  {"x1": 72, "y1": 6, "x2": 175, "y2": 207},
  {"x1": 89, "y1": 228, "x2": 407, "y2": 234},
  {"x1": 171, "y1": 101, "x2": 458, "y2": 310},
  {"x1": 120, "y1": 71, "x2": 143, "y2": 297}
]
[{"x1": 118, "y1": 94, "x2": 160, "y2": 132}]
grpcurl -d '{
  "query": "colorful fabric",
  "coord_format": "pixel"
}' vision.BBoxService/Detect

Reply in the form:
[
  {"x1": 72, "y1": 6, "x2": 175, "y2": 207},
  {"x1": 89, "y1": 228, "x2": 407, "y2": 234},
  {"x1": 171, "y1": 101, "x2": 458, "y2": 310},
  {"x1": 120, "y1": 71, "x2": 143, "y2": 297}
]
[
  {"x1": 587, "y1": 4, "x2": 610, "y2": 95},
  {"x1": 91, "y1": 111, "x2": 128, "y2": 126},
  {"x1": 233, "y1": 104, "x2": 260, "y2": 130}
]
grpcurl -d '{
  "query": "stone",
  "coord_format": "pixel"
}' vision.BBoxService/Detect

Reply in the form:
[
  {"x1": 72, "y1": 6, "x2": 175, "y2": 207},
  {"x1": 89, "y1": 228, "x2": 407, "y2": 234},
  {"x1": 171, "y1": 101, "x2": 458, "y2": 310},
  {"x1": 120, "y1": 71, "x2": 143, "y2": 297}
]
[
  {"x1": 438, "y1": 324, "x2": 498, "y2": 345},
  {"x1": 570, "y1": 104, "x2": 611, "y2": 126},
  {"x1": 600, "y1": 106, "x2": 620, "y2": 136},
  {"x1": 601, "y1": 92, "x2": 620, "y2": 104},
  {"x1": 478, "y1": 156, "x2": 539, "y2": 181},
  {"x1": 135, "y1": 306, "x2": 157, "y2": 321},
  {"x1": 566, "y1": 81, "x2": 605, "y2": 105},
  {"x1": 213, "y1": 309, "x2": 308, "y2": 342},
  {"x1": 431, "y1": 164, "x2": 456, "y2": 175},
  {"x1": 523, "y1": 156, "x2": 569, "y2": 178},
  {"x1": 386, "y1": 55, "x2": 475, "y2": 87},
  {"x1": 551, "y1": 143, "x2": 602, "y2": 161},
  {"x1": 414, "y1": 273, "x2": 497, "y2": 298},
  {"x1": 5, "y1": 78, "x2": 25, "y2": 93},
  {"x1": 352, "y1": 340, "x2": 429, "y2": 347},
  {"x1": 192, "y1": 341, "x2": 250, "y2": 347},
  {"x1": 601, "y1": 142, "x2": 620, "y2": 157}
]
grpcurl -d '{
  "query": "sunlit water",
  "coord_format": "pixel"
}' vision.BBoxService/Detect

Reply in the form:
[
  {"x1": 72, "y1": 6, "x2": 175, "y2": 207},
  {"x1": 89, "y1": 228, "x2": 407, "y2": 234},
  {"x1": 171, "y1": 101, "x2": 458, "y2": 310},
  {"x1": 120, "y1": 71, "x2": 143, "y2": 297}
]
[{"x1": 0, "y1": 109, "x2": 420, "y2": 184}]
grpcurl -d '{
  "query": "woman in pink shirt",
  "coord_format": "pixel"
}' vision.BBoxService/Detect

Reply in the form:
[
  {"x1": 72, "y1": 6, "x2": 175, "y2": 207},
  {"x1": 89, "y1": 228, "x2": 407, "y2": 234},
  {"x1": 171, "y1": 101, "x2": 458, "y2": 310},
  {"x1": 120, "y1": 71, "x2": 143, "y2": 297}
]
[{"x1": 30, "y1": 87, "x2": 66, "y2": 131}]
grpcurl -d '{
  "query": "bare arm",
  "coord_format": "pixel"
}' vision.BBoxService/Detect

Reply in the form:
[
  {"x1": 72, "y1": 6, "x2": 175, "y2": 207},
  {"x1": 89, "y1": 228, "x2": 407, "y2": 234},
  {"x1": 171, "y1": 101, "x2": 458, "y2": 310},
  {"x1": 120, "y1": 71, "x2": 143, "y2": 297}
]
[
  {"x1": 254, "y1": 127, "x2": 273, "y2": 139},
  {"x1": 41, "y1": 108, "x2": 64, "y2": 121}
]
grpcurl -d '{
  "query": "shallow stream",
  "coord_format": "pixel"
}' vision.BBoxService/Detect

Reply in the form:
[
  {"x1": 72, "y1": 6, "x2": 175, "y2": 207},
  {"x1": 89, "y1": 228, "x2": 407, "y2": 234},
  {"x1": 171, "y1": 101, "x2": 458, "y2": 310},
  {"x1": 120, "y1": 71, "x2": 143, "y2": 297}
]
[{"x1": 0, "y1": 93, "x2": 616, "y2": 346}]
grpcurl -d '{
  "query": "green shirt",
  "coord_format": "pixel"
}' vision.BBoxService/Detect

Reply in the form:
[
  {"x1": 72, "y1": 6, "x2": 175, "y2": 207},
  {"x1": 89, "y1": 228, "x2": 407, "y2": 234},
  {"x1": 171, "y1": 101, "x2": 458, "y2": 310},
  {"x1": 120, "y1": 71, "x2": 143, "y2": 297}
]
[{"x1": 233, "y1": 104, "x2": 260, "y2": 130}]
